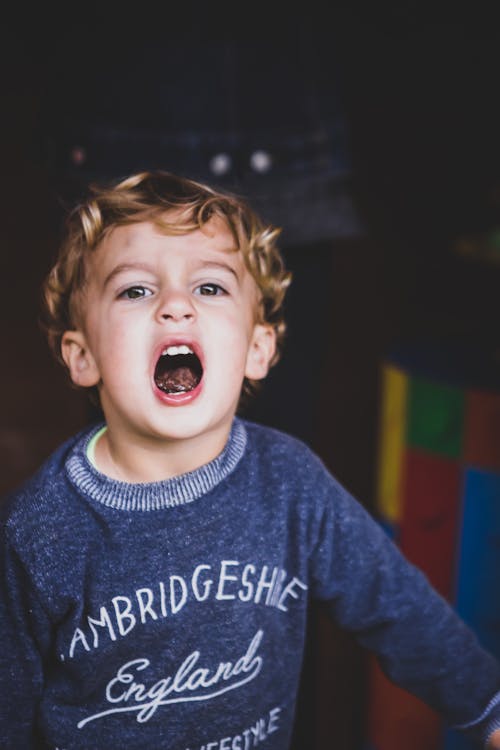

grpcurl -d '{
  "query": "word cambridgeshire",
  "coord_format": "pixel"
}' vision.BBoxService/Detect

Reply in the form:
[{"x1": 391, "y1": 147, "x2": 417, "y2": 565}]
[{"x1": 67, "y1": 560, "x2": 308, "y2": 659}]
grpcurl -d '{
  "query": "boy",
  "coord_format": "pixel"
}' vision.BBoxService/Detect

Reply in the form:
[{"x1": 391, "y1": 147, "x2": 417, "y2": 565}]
[{"x1": 1, "y1": 169, "x2": 500, "y2": 750}]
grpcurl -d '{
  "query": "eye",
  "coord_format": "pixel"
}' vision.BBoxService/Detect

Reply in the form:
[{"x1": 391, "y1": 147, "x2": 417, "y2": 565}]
[
  {"x1": 195, "y1": 283, "x2": 227, "y2": 296},
  {"x1": 118, "y1": 286, "x2": 153, "y2": 300}
]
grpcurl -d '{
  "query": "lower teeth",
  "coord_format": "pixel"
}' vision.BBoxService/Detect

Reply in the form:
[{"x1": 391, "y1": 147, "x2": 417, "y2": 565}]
[{"x1": 166, "y1": 384, "x2": 189, "y2": 394}]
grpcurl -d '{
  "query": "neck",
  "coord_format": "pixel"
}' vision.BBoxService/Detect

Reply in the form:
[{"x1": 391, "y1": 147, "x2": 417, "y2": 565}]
[{"x1": 94, "y1": 424, "x2": 233, "y2": 483}]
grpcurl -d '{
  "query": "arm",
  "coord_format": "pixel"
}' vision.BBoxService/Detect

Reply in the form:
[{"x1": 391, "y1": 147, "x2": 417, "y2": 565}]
[
  {"x1": 308, "y1": 474, "x2": 500, "y2": 747},
  {"x1": 0, "y1": 525, "x2": 50, "y2": 749}
]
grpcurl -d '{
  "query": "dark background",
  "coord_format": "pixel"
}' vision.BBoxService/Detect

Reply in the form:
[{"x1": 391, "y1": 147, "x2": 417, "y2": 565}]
[{"x1": 2, "y1": 4, "x2": 500, "y2": 748}]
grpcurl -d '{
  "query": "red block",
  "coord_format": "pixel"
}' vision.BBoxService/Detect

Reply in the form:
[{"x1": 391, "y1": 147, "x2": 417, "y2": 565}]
[
  {"x1": 399, "y1": 449, "x2": 461, "y2": 600},
  {"x1": 464, "y1": 390, "x2": 500, "y2": 470},
  {"x1": 367, "y1": 657, "x2": 442, "y2": 750}
]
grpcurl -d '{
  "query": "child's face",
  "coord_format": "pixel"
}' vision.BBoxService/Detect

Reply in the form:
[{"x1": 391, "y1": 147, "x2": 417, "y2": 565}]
[{"x1": 61, "y1": 216, "x2": 275, "y2": 453}]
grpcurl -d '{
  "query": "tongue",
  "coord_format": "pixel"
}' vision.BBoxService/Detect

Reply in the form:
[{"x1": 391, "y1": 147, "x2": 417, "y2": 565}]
[{"x1": 156, "y1": 366, "x2": 199, "y2": 393}]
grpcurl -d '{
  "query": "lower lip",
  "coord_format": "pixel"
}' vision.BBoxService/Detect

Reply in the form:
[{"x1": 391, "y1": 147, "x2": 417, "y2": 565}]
[{"x1": 153, "y1": 378, "x2": 203, "y2": 406}]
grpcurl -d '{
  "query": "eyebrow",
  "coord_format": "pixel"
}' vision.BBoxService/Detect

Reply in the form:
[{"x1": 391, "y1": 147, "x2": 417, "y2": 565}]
[
  {"x1": 102, "y1": 262, "x2": 156, "y2": 289},
  {"x1": 196, "y1": 260, "x2": 240, "y2": 281},
  {"x1": 102, "y1": 258, "x2": 241, "y2": 289}
]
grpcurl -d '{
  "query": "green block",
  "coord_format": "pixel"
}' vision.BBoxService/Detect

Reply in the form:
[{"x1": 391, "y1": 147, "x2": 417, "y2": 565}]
[{"x1": 406, "y1": 376, "x2": 465, "y2": 458}]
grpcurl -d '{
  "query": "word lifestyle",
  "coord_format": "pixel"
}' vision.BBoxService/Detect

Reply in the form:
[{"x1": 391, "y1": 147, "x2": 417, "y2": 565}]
[
  {"x1": 66, "y1": 560, "x2": 308, "y2": 659},
  {"x1": 185, "y1": 705, "x2": 282, "y2": 750},
  {"x1": 77, "y1": 629, "x2": 264, "y2": 728}
]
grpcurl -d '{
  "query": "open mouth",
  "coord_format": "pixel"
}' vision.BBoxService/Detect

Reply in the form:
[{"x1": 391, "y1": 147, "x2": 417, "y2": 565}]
[{"x1": 154, "y1": 345, "x2": 203, "y2": 394}]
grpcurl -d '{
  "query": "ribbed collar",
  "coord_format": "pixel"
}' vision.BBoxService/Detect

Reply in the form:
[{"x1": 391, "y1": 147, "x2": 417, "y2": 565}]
[{"x1": 65, "y1": 419, "x2": 247, "y2": 511}]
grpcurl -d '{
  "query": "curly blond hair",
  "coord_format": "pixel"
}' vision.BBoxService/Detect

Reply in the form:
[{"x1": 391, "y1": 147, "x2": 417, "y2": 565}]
[{"x1": 41, "y1": 170, "x2": 292, "y2": 399}]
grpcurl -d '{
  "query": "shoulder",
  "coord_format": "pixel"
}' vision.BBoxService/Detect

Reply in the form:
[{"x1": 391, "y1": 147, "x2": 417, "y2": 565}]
[
  {"x1": 242, "y1": 418, "x2": 319, "y2": 460},
  {"x1": 0, "y1": 424, "x2": 98, "y2": 546},
  {"x1": 239, "y1": 418, "x2": 341, "y2": 492},
  {"x1": 237, "y1": 419, "x2": 373, "y2": 560},
  {"x1": 238, "y1": 418, "x2": 375, "y2": 527}
]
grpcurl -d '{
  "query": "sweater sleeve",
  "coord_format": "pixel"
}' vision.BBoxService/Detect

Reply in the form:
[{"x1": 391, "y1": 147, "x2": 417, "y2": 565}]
[
  {"x1": 308, "y1": 473, "x2": 500, "y2": 747},
  {"x1": 0, "y1": 524, "x2": 51, "y2": 750}
]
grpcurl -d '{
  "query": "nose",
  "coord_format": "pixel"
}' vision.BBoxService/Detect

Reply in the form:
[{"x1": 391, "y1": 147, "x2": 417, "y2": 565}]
[{"x1": 156, "y1": 288, "x2": 196, "y2": 323}]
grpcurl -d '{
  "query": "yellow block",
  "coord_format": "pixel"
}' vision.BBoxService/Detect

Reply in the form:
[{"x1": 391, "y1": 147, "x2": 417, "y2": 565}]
[{"x1": 376, "y1": 365, "x2": 408, "y2": 522}]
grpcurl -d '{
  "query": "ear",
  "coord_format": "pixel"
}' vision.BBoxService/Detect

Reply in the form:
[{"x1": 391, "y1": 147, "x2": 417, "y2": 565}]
[
  {"x1": 61, "y1": 330, "x2": 100, "y2": 388},
  {"x1": 245, "y1": 324, "x2": 276, "y2": 381}
]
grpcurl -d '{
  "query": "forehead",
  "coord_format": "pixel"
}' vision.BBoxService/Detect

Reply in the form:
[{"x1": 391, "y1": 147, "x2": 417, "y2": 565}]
[{"x1": 89, "y1": 214, "x2": 243, "y2": 269}]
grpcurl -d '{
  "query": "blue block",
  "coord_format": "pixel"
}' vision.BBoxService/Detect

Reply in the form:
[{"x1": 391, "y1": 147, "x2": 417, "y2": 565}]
[
  {"x1": 377, "y1": 517, "x2": 399, "y2": 543},
  {"x1": 454, "y1": 469, "x2": 500, "y2": 658}
]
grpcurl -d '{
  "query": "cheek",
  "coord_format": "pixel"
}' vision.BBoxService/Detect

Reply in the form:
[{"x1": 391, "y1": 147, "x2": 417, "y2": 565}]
[
  {"x1": 205, "y1": 319, "x2": 251, "y2": 380},
  {"x1": 93, "y1": 321, "x2": 143, "y2": 376},
  {"x1": 214, "y1": 316, "x2": 253, "y2": 356}
]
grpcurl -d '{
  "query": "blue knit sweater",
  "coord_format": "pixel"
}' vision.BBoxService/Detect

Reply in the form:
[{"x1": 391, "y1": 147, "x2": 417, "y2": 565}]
[{"x1": 1, "y1": 418, "x2": 500, "y2": 749}]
